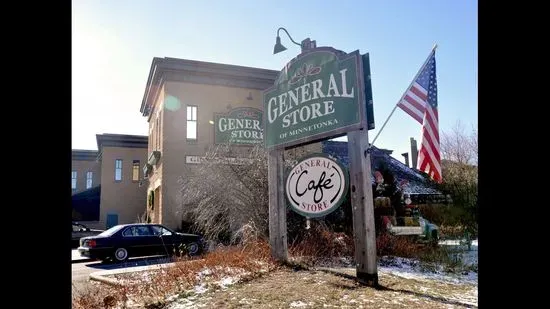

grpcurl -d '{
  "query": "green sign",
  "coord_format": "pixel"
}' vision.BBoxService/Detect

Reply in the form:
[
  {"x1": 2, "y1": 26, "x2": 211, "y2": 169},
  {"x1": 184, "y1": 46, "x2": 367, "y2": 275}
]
[
  {"x1": 214, "y1": 107, "x2": 263, "y2": 145},
  {"x1": 263, "y1": 47, "x2": 367, "y2": 149},
  {"x1": 362, "y1": 53, "x2": 375, "y2": 130}
]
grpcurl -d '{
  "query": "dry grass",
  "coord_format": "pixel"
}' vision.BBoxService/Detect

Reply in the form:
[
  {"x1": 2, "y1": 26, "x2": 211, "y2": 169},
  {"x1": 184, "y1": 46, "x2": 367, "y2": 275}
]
[
  {"x1": 73, "y1": 227, "x2": 476, "y2": 309},
  {"x1": 72, "y1": 240, "x2": 277, "y2": 309},
  {"x1": 169, "y1": 268, "x2": 477, "y2": 308}
]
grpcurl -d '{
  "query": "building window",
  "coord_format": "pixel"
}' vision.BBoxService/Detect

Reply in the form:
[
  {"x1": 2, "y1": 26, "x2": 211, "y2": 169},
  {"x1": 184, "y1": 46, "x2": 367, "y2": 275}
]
[
  {"x1": 149, "y1": 126, "x2": 154, "y2": 154},
  {"x1": 86, "y1": 171, "x2": 93, "y2": 189},
  {"x1": 115, "y1": 159, "x2": 123, "y2": 181},
  {"x1": 187, "y1": 105, "x2": 197, "y2": 140},
  {"x1": 132, "y1": 160, "x2": 140, "y2": 181},
  {"x1": 156, "y1": 116, "x2": 161, "y2": 150},
  {"x1": 72, "y1": 171, "x2": 77, "y2": 190}
]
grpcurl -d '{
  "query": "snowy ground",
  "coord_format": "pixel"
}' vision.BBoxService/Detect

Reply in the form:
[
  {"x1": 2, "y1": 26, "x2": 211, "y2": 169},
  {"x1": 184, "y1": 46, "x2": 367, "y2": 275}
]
[
  {"x1": 161, "y1": 240, "x2": 478, "y2": 308},
  {"x1": 108, "y1": 239, "x2": 478, "y2": 308}
]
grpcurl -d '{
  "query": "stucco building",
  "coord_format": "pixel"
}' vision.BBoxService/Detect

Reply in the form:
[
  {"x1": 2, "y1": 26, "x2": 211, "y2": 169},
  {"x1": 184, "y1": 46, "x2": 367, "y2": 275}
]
[
  {"x1": 71, "y1": 150, "x2": 101, "y2": 195},
  {"x1": 72, "y1": 133, "x2": 149, "y2": 229},
  {"x1": 139, "y1": 57, "x2": 285, "y2": 230}
]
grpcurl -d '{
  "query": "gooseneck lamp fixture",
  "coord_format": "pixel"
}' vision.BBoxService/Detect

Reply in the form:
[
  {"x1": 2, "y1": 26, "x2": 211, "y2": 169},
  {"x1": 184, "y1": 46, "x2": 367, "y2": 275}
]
[{"x1": 273, "y1": 27, "x2": 303, "y2": 55}]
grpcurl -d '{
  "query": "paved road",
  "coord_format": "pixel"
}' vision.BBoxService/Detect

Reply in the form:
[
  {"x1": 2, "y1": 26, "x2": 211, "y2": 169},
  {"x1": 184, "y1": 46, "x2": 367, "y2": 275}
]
[{"x1": 72, "y1": 253, "x2": 173, "y2": 295}]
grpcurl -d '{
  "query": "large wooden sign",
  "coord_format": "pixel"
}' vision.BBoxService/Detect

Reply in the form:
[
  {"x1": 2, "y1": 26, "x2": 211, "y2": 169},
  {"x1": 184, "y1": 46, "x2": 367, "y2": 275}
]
[
  {"x1": 263, "y1": 48, "x2": 367, "y2": 149},
  {"x1": 265, "y1": 45, "x2": 378, "y2": 287}
]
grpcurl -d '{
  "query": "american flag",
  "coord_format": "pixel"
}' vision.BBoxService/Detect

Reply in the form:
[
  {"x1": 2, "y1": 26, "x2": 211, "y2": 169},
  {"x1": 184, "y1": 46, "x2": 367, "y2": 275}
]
[{"x1": 397, "y1": 51, "x2": 441, "y2": 183}]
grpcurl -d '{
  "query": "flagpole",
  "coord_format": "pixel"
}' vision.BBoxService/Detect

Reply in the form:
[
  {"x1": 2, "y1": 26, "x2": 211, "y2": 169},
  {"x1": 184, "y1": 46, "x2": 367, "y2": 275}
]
[{"x1": 368, "y1": 44, "x2": 438, "y2": 149}]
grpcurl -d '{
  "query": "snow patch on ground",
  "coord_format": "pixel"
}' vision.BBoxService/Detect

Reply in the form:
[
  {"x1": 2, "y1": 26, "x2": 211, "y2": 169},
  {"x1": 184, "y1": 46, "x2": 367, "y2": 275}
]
[
  {"x1": 218, "y1": 276, "x2": 238, "y2": 289},
  {"x1": 379, "y1": 256, "x2": 477, "y2": 285},
  {"x1": 164, "y1": 266, "x2": 251, "y2": 308},
  {"x1": 194, "y1": 283, "x2": 208, "y2": 294},
  {"x1": 289, "y1": 300, "x2": 308, "y2": 307}
]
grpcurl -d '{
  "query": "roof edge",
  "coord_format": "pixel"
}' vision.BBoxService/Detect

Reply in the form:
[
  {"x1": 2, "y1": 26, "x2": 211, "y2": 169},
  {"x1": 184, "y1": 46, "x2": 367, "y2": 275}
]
[
  {"x1": 96, "y1": 133, "x2": 148, "y2": 152},
  {"x1": 139, "y1": 57, "x2": 280, "y2": 117}
]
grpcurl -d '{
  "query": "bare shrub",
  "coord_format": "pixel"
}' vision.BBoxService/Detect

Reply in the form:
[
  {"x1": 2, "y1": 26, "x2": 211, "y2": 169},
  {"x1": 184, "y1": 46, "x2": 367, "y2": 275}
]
[
  {"x1": 376, "y1": 233, "x2": 423, "y2": 258},
  {"x1": 289, "y1": 222, "x2": 354, "y2": 265},
  {"x1": 72, "y1": 240, "x2": 276, "y2": 309}
]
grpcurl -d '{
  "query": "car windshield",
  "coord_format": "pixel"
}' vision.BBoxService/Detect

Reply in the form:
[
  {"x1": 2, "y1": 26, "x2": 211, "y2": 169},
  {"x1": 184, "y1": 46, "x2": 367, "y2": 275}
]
[{"x1": 96, "y1": 225, "x2": 124, "y2": 237}]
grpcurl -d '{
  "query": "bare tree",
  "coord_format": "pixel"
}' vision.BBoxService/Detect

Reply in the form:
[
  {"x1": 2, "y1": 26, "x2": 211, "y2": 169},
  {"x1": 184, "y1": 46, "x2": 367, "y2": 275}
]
[
  {"x1": 440, "y1": 120, "x2": 478, "y2": 166},
  {"x1": 439, "y1": 121, "x2": 478, "y2": 236},
  {"x1": 176, "y1": 143, "x2": 315, "y2": 243},
  {"x1": 177, "y1": 144, "x2": 270, "y2": 241}
]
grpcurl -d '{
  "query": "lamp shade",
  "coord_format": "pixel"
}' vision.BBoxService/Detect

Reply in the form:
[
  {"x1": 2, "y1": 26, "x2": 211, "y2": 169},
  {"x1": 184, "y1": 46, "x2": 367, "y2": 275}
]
[{"x1": 273, "y1": 36, "x2": 287, "y2": 54}]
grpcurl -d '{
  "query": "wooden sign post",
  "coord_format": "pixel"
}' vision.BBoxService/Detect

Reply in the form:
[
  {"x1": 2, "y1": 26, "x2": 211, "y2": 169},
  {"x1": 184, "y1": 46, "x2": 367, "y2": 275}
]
[
  {"x1": 264, "y1": 41, "x2": 377, "y2": 286},
  {"x1": 268, "y1": 148, "x2": 288, "y2": 261},
  {"x1": 347, "y1": 130, "x2": 378, "y2": 285}
]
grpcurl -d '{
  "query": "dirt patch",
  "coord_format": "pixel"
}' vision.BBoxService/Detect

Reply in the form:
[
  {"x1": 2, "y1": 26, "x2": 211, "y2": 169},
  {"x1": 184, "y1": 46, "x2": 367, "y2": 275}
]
[{"x1": 165, "y1": 268, "x2": 477, "y2": 309}]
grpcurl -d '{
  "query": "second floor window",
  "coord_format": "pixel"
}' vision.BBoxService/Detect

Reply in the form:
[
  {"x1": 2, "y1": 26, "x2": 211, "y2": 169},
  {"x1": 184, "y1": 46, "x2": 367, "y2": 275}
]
[
  {"x1": 132, "y1": 160, "x2": 140, "y2": 181},
  {"x1": 187, "y1": 105, "x2": 197, "y2": 140},
  {"x1": 115, "y1": 159, "x2": 123, "y2": 181},
  {"x1": 156, "y1": 116, "x2": 161, "y2": 150},
  {"x1": 72, "y1": 171, "x2": 77, "y2": 190},
  {"x1": 86, "y1": 171, "x2": 93, "y2": 189}
]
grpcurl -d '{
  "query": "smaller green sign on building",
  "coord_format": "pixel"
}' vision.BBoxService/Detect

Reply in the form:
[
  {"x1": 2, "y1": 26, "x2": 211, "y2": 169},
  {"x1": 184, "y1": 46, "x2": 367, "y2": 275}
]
[{"x1": 214, "y1": 107, "x2": 263, "y2": 145}]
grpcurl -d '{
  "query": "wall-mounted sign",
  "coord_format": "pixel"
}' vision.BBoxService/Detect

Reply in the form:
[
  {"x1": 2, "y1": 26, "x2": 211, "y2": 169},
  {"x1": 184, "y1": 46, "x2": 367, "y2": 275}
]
[
  {"x1": 263, "y1": 47, "x2": 368, "y2": 149},
  {"x1": 214, "y1": 107, "x2": 263, "y2": 145},
  {"x1": 185, "y1": 155, "x2": 253, "y2": 165},
  {"x1": 285, "y1": 153, "x2": 349, "y2": 218}
]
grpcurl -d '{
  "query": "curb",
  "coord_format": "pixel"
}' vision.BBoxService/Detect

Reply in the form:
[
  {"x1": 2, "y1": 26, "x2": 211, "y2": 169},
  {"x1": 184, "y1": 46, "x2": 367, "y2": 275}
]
[
  {"x1": 72, "y1": 258, "x2": 94, "y2": 264},
  {"x1": 89, "y1": 272, "x2": 124, "y2": 286}
]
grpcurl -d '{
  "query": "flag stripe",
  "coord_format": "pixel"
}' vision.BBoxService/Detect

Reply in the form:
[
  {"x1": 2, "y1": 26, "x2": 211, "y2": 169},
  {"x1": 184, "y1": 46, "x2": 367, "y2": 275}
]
[
  {"x1": 420, "y1": 133, "x2": 441, "y2": 171},
  {"x1": 398, "y1": 101, "x2": 424, "y2": 123},
  {"x1": 398, "y1": 50, "x2": 441, "y2": 183},
  {"x1": 410, "y1": 85, "x2": 428, "y2": 101},
  {"x1": 403, "y1": 93, "x2": 426, "y2": 113},
  {"x1": 422, "y1": 115, "x2": 439, "y2": 151}
]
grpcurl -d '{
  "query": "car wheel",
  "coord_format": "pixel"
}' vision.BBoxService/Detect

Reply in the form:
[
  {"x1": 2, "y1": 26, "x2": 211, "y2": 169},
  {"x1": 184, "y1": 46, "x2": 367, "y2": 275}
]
[
  {"x1": 113, "y1": 248, "x2": 129, "y2": 262},
  {"x1": 187, "y1": 242, "x2": 200, "y2": 256}
]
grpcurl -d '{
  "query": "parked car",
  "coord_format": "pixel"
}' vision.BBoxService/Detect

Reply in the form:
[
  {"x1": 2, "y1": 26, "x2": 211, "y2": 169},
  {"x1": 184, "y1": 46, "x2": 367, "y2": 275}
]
[
  {"x1": 72, "y1": 222, "x2": 104, "y2": 247},
  {"x1": 77, "y1": 223, "x2": 203, "y2": 263}
]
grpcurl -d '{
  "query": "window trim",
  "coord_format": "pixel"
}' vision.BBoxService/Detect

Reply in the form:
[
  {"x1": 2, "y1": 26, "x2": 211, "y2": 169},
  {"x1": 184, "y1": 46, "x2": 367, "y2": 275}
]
[
  {"x1": 151, "y1": 225, "x2": 173, "y2": 236},
  {"x1": 156, "y1": 116, "x2": 161, "y2": 150},
  {"x1": 114, "y1": 159, "x2": 123, "y2": 182},
  {"x1": 85, "y1": 171, "x2": 93, "y2": 189},
  {"x1": 132, "y1": 160, "x2": 140, "y2": 182},
  {"x1": 122, "y1": 225, "x2": 154, "y2": 237},
  {"x1": 71, "y1": 171, "x2": 77, "y2": 191},
  {"x1": 186, "y1": 105, "x2": 198, "y2": 141}
]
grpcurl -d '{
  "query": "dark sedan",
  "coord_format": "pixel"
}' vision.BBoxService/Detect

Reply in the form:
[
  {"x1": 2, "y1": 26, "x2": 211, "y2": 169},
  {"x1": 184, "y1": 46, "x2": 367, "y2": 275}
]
[{"x1": 77, "y1": 223, "x2": 203, "y2": 263}]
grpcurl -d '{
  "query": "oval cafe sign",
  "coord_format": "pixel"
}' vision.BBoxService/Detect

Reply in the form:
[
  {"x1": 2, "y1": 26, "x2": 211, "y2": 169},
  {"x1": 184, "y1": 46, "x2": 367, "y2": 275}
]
[{"x1": 285, "y1": 154, "x2": 349, "y2": 218}]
